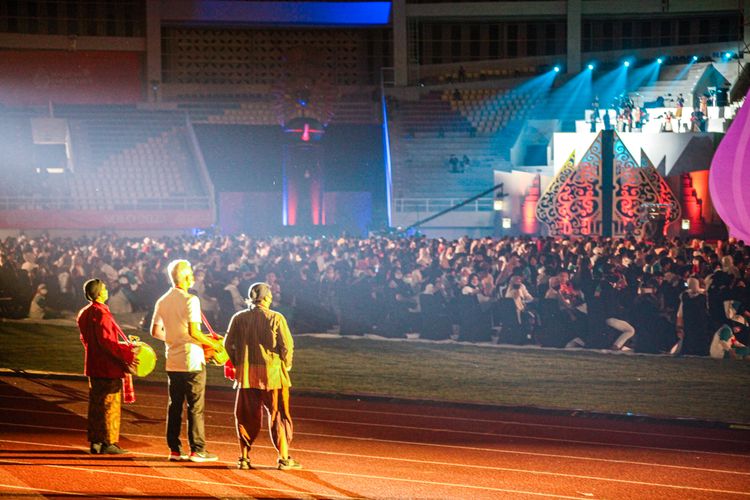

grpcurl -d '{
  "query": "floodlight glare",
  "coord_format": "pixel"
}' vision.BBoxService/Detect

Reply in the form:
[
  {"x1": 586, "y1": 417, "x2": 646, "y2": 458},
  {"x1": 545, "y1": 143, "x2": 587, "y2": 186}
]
[
  {"x1": 657, "y1": 58, "x2": 663, "y2": 64},
  {"x1": 553, "y1": 65, "x2": 560, "y2": 73},
  {"x1": 587, "y1": 63, "x2": 594, "y2": 70},
  {"x1": 724, "y1": 52, "x2": 733, "y2": 59},
  {"x1": 623, "y1": 61, "x2": 630, "y2": 67},
  {"x1": 692, "y1": 55, "x2": 698, "y2": 61}
]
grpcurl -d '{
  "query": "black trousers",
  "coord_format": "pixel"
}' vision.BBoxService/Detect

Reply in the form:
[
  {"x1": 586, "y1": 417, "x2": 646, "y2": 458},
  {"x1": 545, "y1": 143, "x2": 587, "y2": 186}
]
[{"x1": 166, "y1": 369, "x2": 206, "y2": 453}]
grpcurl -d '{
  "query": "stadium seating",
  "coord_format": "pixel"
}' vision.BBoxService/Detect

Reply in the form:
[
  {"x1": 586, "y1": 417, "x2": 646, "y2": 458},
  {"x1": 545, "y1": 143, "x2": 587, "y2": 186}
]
[
  {"x1": 173, "y1": 89, "x2": 378, "y2": 125},
  {"x1": 51, "y1": 105, "x2": 207, "y2": 209},
  {"x1": 388, "y1": 87, "x2": 539, "y2": 204}
]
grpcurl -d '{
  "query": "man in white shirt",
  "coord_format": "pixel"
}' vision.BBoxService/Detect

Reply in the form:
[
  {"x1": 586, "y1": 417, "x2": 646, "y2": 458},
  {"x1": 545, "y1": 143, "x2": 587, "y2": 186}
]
[{"x1": 151, "y1": 259, "x2": 221, "y2": 462}]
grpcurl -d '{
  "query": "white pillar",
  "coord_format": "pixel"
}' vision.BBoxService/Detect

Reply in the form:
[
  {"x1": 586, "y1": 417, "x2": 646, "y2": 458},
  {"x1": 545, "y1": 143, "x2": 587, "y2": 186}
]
[
  {"x1": 567, "y1": 0, "x2": 582, "y2": 74},
  {"x1": 146, "y1": 0, "x2": 162, "y2": 102},
  {"x1": 392, "y1": 0, "x2": 408, "y2": 87}
]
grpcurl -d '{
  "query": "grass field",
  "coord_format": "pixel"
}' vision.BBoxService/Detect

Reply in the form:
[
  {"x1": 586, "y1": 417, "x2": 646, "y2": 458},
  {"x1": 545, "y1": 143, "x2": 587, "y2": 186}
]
[{"x1": 2, "y1": 319, "x2": 749, "y2": 423}]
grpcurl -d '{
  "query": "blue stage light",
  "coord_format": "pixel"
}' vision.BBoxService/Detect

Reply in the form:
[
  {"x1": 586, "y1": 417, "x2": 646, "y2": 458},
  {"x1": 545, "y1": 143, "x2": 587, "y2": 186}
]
[
  {"x1": 623, "y1": 61, "x2": 630, "y2": 67},
  {"x1": 553, "y1": 66, "x2": 560, "y2": 73},
  {"x1": 587, "y1": 64, "x2": 594, "y2": 71},
  {"x1": 657, "y1": 58, "x2": 663, "y2": 64},
  {"x1": 692, "y1": 55, "x2": 698, "y2": 61},
  {"x1": 724, "y1": 52, "x2": 733, "y2": 59}
]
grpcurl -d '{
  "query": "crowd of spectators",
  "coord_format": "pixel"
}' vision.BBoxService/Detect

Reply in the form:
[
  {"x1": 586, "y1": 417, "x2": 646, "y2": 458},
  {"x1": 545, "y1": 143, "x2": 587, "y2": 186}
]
[{"x1": 1, "y1": 232, "x2": 748, "y2": 358}]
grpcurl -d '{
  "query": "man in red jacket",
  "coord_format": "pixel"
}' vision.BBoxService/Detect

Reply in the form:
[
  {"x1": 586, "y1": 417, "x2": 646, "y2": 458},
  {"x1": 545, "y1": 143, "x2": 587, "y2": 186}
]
[{"x1": 78, "y1": 278, "x2": 136, "y2": 454}]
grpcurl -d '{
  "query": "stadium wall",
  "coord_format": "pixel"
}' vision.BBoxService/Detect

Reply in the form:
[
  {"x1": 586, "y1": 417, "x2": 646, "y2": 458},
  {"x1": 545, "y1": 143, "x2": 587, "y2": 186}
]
[{"x1": 0, "y1": 50, "x2": 143, "y2": 105}]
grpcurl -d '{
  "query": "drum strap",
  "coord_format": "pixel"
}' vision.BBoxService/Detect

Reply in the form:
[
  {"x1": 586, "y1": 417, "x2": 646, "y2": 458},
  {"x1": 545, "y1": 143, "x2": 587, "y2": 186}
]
[
  {"x1": 113, "y1": 322, "x2": 133, "y2": 346},
  {"x1": 107, "y1": 318, "x2": 136, "y2": 404},
  {"x1": 200, "y1": 312, "x2": 220, "y2": 340},
  {"x1": 201, "y1": 313, "x2": 236, "y2": 381}
]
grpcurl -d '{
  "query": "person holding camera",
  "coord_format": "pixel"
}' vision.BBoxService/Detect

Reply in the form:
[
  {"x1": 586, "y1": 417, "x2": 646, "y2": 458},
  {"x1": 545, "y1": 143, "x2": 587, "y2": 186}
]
[{"x1": 151, "y1": 259, "x2": 222, "y2": 463}]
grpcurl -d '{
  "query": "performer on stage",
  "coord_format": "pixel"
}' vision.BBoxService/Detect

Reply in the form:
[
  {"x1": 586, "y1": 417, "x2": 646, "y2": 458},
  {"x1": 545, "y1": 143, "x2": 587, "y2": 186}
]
[
  {"x1": 590, "y1": 96, "x2": 600, "y2": 132},
  {"x1": 633, "y1": 106, "x2": 642, "y2": 131},
  {"x1": 675, "y1": 93, "x2": 685, "y2": 132},
  {"x1": 78, "y1": 278, "x2": 136, "y2": 455},
  {"x1": 224, "y1": 282, "x2": 302, "y2": 471},
  {"x1": 151, "y1": 259, "x2": 221, "y2": 462}
]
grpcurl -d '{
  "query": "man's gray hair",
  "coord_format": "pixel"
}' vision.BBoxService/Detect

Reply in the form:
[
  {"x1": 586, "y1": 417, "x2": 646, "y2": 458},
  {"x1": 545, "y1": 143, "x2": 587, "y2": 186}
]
[{"x1": 167, "y1": 259, "x2": 192, "y2": 286}]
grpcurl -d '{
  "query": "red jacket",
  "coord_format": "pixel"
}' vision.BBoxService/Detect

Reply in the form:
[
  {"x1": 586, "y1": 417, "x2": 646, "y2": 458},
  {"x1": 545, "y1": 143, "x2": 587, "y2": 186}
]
[{"x1": 77, "y1": 302, "x2": 134, "y2": 379}]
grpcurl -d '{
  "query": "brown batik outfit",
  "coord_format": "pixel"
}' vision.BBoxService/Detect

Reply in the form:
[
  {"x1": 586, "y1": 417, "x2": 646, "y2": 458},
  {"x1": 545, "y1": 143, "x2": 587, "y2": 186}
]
[{"x1": 224, "y1": 305, "x2": 294, "y2": 457}]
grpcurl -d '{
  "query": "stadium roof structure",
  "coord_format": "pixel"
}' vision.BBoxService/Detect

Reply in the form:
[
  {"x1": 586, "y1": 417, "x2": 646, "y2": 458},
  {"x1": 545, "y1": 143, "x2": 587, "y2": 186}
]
[{"x1": 161, "y1": 0, "x2": 392, "y2": 27}]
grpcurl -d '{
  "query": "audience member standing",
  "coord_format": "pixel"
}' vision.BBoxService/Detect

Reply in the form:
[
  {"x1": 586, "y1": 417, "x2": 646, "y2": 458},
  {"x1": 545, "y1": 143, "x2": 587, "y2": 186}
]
[{"x1": 676, "y1": 278, "x2": 710, "y2": 355}]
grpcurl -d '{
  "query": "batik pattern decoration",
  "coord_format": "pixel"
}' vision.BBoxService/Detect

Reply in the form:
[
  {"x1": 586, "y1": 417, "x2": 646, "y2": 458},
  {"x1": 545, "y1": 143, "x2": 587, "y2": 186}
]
[
  {"x1": 536, "y1": 133, "x2": 604, "y2": 236},
  {"x1": 611, "y1": 135, "x2": 679, "y2": 236},
  {"x1": 536, "y1": 151, "x2": 584, "y2": 235},
  {"x1": 537, "y1": 131, "x2": 679, "y2": 237},
  {"x1": 639, "y1": 149, "x2": 681, "y2": 230}
]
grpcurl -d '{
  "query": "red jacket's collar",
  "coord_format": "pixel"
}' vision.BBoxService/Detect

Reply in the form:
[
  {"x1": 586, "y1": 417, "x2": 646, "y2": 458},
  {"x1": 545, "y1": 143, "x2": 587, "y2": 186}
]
[{"x1": 91, "y1": 301, "x2": 110, "y2": 312}]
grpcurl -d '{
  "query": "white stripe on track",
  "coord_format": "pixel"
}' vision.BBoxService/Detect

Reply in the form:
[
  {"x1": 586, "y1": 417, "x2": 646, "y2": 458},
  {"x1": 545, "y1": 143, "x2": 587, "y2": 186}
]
[
  {"x1": 0, "y1": 443, "x2": 348, "y2": 499},
  {"x1": 295, "y1": 416, "x2": 750, "y2": 456},
  {"x1": 0, "y1": 483, "x2": 89, "y2": 497},
  {"x1": 292, "y1": 403, "x2": 749, "y2": 443},
  {"x1": 0, "y1": 438, "x2": 749, "y2": 498},
  {"x1": 3, "y1": 412, "x2": 750, "y2": 476},
  {"x1": 6, "y1": 426, "x2": 749, "y2": 478},
  {"x1": 0, "y1": 444, "x2": 582, "y2": 500},
  {"x1": 298, "y1": 429, "x2": 750, "y2": 463},
  {"x1": 3, "y1": 404, "x2": 749, "y2": 462},
  {"x1": 4, "y1": 389, "x2": 747, "y2": 444}
]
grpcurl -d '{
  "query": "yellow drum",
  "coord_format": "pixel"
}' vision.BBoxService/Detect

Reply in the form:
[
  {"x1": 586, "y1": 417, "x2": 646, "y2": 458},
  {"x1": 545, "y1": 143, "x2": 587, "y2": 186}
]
[{"x1": 130, "y1": 343, "x2": 156, "y2": 377}]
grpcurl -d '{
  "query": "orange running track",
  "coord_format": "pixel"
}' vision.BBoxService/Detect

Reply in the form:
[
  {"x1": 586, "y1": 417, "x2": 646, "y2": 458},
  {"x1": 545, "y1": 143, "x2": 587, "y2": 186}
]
[{"x1": 0, "y1": 374, "x2": 749, "y2": 499}]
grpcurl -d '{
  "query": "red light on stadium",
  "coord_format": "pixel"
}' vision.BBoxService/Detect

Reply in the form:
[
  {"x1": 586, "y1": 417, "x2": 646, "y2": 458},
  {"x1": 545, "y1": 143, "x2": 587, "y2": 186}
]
[{"x1": 284, "y1": 117, "x2": 325, "y2": 142}]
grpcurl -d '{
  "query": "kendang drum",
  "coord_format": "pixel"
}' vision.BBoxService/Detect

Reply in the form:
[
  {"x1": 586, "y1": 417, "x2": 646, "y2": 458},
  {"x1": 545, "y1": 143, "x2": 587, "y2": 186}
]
[
  {"x1": 203, "y1": 339, "x2": 230, "y2": 366},
  {"x1": 130, "y1": 342, "x2": 156, "y2": 377}
]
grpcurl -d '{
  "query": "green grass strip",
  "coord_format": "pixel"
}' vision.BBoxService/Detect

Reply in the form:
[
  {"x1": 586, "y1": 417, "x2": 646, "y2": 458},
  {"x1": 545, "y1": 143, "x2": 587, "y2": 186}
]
[{"x1": 1, "y1": 320, "x2": 749, "y2": 423}]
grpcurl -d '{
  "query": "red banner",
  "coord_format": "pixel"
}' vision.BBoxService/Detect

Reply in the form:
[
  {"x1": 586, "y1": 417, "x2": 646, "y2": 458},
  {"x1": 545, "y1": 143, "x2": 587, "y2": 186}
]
[
  {"x1": 0, "y1": 50, "x2": 143, "y2": 105},
  {"x1": 0, "y1": 209, "x2": 213, "y2": 230}
]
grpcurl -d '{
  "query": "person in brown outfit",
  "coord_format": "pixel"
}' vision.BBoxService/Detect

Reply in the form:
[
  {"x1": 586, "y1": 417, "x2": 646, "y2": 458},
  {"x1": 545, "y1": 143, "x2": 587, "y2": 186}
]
[{"x1": 224, "y1": 282, "x2": 301, "y2": 471}]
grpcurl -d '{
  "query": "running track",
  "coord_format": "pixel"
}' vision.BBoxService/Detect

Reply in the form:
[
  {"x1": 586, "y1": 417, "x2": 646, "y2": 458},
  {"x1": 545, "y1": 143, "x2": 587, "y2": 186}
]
[{"x1": 0, "y1": 374, "x2": 748, "y2": 499}]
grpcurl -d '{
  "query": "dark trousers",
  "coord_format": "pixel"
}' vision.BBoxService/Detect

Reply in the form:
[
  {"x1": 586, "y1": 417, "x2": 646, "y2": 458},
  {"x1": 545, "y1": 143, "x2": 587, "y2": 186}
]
[
  {"x1": 167, "y1": 369, "x2": 206, "y2": 453},
  {"x1": 235, "y1": 387, "x2": 293, "y2": 456}
]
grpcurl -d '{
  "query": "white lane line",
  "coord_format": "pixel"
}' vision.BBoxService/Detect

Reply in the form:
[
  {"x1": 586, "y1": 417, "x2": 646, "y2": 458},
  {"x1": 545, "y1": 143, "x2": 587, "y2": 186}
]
[
  {"x1": 291, "y1": 404, "x2": 748, "y2": 443},
  {"x1": 0, "y1": 448, "x2": 579, "y2": 500},
  {"x1": 0, "y1": 483, "x2": 88, "y2": 497},
  {"x1": 4, "y1": 415, "x2": 750, "y2": 476},
  {"x1": 3, "y1": 405, "x2": 749, "y2": 462},
  {"x1": 6, "y1": 427, "x2": 750, "y2": 479},
  {"x1": 294, "y1": 416, "x2": 750, "y2": 456},
  {"x1": 275, "y1": 417, "x2": 750, "y2": 460},
  {"x1": 5, "y1": 389, "x2": 747, "y2": 444},
  {"x1": 1, "y1": 439, "x2": 749, "y2": 498},
  {"x1": 313, "y1": 432, "x2": 750, "y2": 475},
  {"x1": 0, "y1": 458, "x2": 347, "y2": 500},
  {"x1": 0, "y1": 429, "x2": 748, "y2": 491}
]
